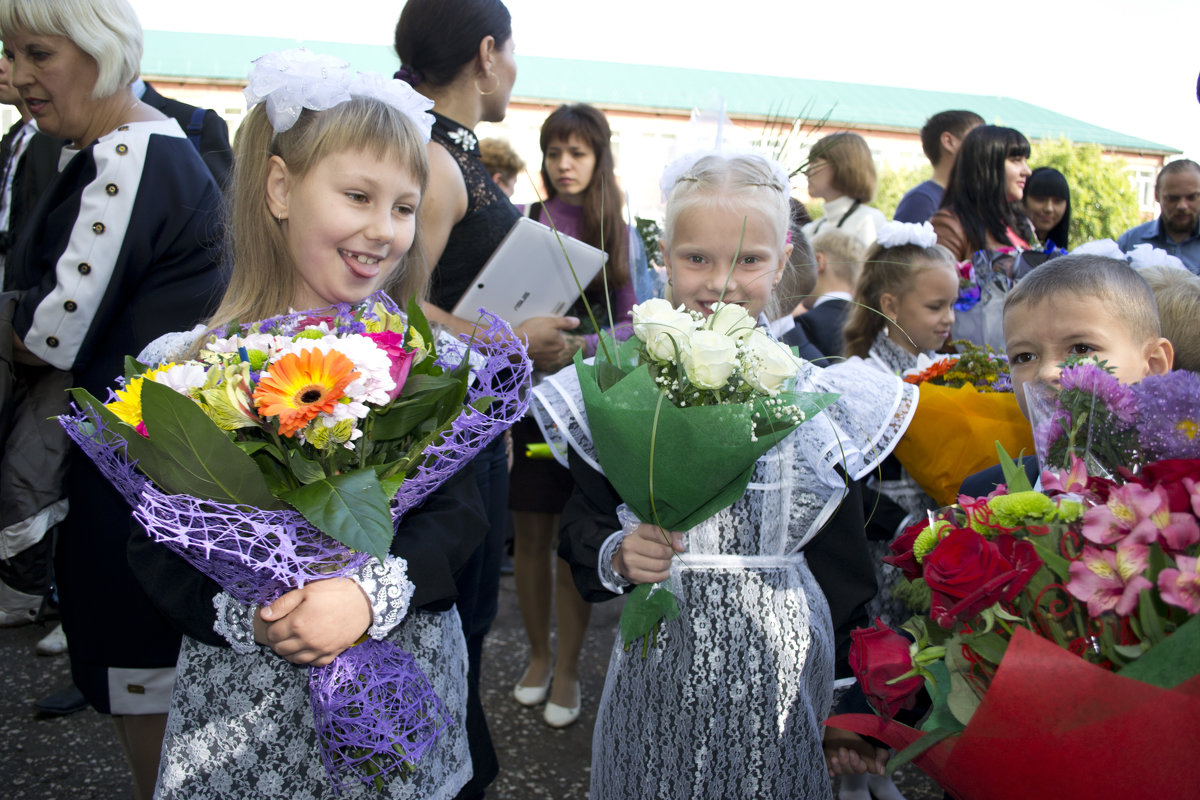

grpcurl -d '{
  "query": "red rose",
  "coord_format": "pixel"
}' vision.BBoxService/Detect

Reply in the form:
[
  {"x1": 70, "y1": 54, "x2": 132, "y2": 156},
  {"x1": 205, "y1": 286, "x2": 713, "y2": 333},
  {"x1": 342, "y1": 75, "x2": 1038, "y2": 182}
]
[
  {"x1": 1137, "y1": 459, "x2": 1200, "y2": 513},
  {"x1": 848, "y1": 619, "x2": 924, "y2": 719},
  {"x1": 883, "y1": 520, "x2": 927, "y2": 581},
  {"x1": 365, "y1": 331, "x2": 416, "y2": 401},
  {"x1": 923, "y1": 529, "x2": 1041, "y2": 628}
]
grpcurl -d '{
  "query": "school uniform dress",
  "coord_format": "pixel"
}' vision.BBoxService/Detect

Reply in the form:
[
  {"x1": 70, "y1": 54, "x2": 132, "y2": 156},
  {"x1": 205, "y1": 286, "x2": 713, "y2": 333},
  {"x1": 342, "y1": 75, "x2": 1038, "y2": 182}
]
[
  {"x1": 7, "y1": 119, "x2": 222, "y2": 715},
  {"x1": 533, "y1": 343, "x2": 916, "y2": 799}
]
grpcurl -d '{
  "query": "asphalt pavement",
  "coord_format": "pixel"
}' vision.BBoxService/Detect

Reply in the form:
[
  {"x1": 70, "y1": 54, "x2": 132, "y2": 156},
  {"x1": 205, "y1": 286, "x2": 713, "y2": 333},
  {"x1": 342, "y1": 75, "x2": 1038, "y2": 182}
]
[{"x1": 1, "y1": 574, "x2": 940, "y2": 799}]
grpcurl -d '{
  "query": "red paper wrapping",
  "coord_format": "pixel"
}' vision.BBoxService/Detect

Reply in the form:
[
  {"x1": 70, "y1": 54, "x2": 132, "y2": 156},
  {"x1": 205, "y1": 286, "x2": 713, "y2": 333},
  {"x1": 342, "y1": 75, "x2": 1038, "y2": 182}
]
[
  {"x1": 827, "y1": 627, "x2": 1200, "y2": 800},
  {"x1": 893, "y1": 383, "x2": 1034, "y2": 506}
]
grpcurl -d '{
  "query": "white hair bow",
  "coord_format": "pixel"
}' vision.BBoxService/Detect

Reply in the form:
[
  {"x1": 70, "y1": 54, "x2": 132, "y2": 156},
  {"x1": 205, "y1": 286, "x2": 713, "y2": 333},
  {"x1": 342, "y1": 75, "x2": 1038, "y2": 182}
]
[
  {"x1": 876, "y1": 221, "x2": 938, "y2": 249},
  {"x1": 244, "y1": 48, "x2": 434, "y2": 141}
]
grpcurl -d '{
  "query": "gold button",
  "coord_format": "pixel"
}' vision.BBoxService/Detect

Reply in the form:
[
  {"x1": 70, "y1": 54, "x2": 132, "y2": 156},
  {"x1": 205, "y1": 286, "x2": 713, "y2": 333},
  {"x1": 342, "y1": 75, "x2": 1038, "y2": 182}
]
[
  {"x1": 105, "y1": 183, "x2": 118, "y2": 196},
  {"x1": 64, "y1": 300, "x2": 77, "y2": 312},
  {"x1": 115, "y1": 143, "x2": 128, "y2": 155},
  {"x1": 46, "y1": 336, "x2": 59, "y2": 348},
  {"x1": 92, "y1": 222, "x2": 105, "y2": 234},
  {"x1": 78, "y1": 262, "x2": 91, "y2": 275}
]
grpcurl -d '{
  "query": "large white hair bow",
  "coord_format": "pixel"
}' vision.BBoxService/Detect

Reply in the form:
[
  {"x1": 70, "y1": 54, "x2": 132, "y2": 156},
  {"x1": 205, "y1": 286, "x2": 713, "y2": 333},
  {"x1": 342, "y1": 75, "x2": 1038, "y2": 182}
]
[
  {"x1": 244, "y1": 48, "x2": 434, "y2": 141},
  {"x1": 876, "y1": 220, "x2": 938, "y2": 249}
]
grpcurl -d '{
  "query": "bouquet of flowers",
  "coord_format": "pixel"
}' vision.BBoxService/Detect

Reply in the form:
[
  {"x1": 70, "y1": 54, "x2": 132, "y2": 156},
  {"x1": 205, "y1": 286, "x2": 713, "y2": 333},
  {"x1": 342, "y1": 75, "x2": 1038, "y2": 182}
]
[
  {"x1": 827, "y1": 366, "x2": 1200, "y2": 799},
  {"x1": 60, "y1": 293, "x2": 530, "y2": 790},
  {"x1": 573, "y1": 298, "x2": 836, "y2": 651},
  {"x1": 892, "y1": 341, "x2": 1033, "y2": 506}
]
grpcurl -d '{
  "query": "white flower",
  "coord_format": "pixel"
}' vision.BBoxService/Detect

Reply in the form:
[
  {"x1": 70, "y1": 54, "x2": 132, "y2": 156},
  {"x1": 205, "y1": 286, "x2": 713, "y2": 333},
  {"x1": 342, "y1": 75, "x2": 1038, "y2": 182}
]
[
  {"x1": 1071, "y1": 238, "x2": 1126, "y2": 260},
  {"x1": 876, "y1": 220, "x2": 938, "y2": 249},
  {"x1": 706, "y1": 301, "x2": 755, "y2": 342},
  {"x1": 150, "y1": 362, "x2": 207, "y2": 394},
  {"x1": 684, "y1": 329, "x2": 738, "y2": 390},
  {"x1": 1127, "y1": 243, "x2": 1187, "y2": 272},
  {"x1": 631, "y1": 298, "x2": 696, "y2": 362},
  {"x1": 741, "y1": 329, "x2": 802, "y2": 395}
]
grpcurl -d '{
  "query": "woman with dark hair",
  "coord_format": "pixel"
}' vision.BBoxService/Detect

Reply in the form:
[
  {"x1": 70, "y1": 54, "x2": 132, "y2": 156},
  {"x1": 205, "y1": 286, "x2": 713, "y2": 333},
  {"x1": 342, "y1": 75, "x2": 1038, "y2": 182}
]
[
  {"x1": 930, "y1": 125, "x2": 1034, "y2": 261},
  {"x1": 510, "y1": 103, "x2": 636, "y2": 730},
  {"x1": 394, "y1": 2, "x2": 556, "y2": 796},
  {"x1": 1023, "y1": 166, "x2": 1071, "y2": 249}
]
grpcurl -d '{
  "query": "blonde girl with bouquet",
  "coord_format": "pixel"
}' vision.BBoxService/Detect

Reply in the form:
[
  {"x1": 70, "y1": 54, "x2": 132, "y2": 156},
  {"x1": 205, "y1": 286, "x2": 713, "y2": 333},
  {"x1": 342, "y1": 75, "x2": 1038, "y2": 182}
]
[
  {"x1": 129, "y1": 51, "x2": 485, "y2": 799},
  {"x1": 531, "y1": 153, "x2": 917, "y2": 799}
]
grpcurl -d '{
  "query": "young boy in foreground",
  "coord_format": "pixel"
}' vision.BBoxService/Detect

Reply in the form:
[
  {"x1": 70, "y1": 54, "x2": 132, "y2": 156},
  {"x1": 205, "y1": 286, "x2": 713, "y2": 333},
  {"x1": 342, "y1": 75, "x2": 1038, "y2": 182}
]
[{"x1": 960, "y1": 253, "x2": 1174, "y2": 495}]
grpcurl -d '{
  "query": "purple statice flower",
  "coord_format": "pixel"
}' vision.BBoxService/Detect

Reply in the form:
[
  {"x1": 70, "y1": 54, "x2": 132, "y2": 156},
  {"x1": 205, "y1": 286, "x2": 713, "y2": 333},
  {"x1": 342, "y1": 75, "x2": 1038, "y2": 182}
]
[
  {"x1": 1059, "y1": 363, "x2": 1138, "y2": 424},
  {"x1": 991, "y1": 373, "x2": 1012, "y2": 393},
  {"x1": 1132, "y1": 370, "x2": 1200, "y2": 461}
]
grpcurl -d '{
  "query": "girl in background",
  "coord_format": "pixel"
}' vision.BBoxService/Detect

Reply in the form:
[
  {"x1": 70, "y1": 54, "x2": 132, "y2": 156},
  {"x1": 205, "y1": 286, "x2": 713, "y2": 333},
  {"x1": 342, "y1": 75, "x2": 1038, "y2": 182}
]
[
  {"x1": 801, "y1": 132, "x2": 887, "y2": 250},
  {"x1": 1023, "y1": 166, "x2": 1071, "y2": 249}
]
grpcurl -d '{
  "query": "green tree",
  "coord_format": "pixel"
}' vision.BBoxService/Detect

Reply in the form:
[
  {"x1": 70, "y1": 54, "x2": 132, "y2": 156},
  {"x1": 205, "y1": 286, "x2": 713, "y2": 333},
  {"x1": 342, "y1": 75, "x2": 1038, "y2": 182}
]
[
  {"x1": 873, "y1": 163, "x2": 931, "y2": 220},
  {"x1": 1028, "y1": 138, "x2": 1141, "y2": 246}
]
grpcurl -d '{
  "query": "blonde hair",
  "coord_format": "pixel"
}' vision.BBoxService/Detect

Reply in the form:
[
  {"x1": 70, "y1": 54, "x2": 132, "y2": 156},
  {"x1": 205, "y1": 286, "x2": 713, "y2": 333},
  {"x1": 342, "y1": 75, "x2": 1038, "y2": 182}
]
[
  {"x1": 0, "y1": 0, "x2": 142, "y2": 99},
  {"x1": 843, "y1": 242, "x2": 956, "y2": 357},
  {"x1": 1138, "y1": 265, "x2": 1200, "y2": 373},
  {"x1": 810, "y1": 228, "x2": 865, "y2": 287},
  {"x1": 479, "y1": 137, "x2": 524, "y2": 183},
  {"x1": 662, "y1": 153, "x2": 792, "y2": 318},
  {"x1": 808, "y1": 132, "x2": 877, "y2": 203},
  {"x1": 206, "y1": 97, "x2": 430, "y2": 330}
]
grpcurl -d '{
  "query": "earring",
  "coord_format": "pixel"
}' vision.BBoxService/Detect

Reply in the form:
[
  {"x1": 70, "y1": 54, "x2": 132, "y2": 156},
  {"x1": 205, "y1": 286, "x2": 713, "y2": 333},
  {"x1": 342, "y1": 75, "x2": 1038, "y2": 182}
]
[{"x1": 476, "y1": 73, "x2": 499, "y2": 96}]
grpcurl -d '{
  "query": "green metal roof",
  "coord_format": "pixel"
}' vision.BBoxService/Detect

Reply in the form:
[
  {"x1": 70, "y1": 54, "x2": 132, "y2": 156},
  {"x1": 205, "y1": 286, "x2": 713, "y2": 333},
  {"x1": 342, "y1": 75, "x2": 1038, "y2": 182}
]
[{"x1": 142, "y1": 30, "x2": 1179, "y2": 155}]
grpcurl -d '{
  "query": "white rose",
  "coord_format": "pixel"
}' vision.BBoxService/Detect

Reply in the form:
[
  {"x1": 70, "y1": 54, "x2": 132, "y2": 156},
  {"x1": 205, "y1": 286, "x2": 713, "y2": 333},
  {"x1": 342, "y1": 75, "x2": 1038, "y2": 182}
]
[
  {"x1": 741, "y1": 329, "x2": 802, "y2": 395},
  {"x1": 684, "y1": 329, "x2": 738, "y2": 390},
  {"x1": 707, "y1": 302, "x2": 755, "y2": 342},
  {"x1": 632, "y1": 298, "x2": 696, "y2": 362}
]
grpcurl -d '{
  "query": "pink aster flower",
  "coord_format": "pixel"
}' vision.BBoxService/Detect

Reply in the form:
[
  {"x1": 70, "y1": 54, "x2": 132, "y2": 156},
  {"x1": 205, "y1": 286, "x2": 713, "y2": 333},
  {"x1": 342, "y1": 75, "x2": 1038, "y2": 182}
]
[
  {"x1": 1158, "y1": 555, "x2": 1200, "y2": 614},
  {"x1": 1081, "y1": 483, "x2": 1162, "y2": 545},
  {"x1": 1066, "y1": 543, "x2": 1152, "y2": 617}
]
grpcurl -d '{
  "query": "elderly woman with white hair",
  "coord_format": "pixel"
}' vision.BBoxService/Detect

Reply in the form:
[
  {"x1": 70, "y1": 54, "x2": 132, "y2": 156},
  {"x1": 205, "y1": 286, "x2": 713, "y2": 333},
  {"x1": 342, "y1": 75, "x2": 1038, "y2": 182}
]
[{"x1": 0, "y1": 0, "x2": 223, "y2": 795}]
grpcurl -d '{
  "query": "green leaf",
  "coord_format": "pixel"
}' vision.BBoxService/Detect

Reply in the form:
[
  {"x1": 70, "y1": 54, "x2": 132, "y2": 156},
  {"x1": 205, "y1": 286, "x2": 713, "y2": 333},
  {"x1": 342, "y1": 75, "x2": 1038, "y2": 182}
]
[
  {"x1": 619, "y1": 581, "x2": 680, "y2": 651},
  {"x1": 1136, "y1": 587, "x2": 1166, "y2": 647},
  {"x1": 69, "y1": 387, "x2": 157, "y2": 467},
  {"x1": 996, "y1": 441, "x2": 1033, "y2": 493},
  {"x1": 964, "y1": 630, "x2": 1009, "y2": 666},
  {"x1": 137, "y1": 381, "x2": 283, "y2": 509},
  {"x1": 235, "y1": 440, "x2": 271, "y2": 457},
  {"x1": 287, "y1": 449, "x2": 326, "y2": 485},
  {"x1": 917, "y1": 661, "x2": 964, "y2": 734},
  {"x1": 282, "y1": 468, "x2": 393, "y2": 562},
  {"x1": 944, "y1": 643, "x2": 982, "y2": 727},
  {"x1": 886, "y1": 727, "x2": 959, "y2": 777},
  {"x1": 405, "y1": 296, "x2": 434, "y2": 351},
  {"x1": 124, "y1": 356, "x2": 148, "y2": 381},
  {"x1": 595, "y1": 358, "x2": 629, "y2": 393},
  {"x1": 1117, "y1": 613, "x2": 1200, "y2": 688},
  {"x1": 380, "y1": 471, "x2": 407, "y2": 502}
]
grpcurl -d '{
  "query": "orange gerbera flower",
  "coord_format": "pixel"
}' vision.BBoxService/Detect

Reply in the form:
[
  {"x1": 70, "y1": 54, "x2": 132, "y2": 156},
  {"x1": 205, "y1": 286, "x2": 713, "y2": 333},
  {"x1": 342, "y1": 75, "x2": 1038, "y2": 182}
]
[
  {"x1": 903, "y1": 357, "x2": 959, "y2": 385},
  {"x1": 252, "y1": 348, "x2": 360, "y2": 437}
]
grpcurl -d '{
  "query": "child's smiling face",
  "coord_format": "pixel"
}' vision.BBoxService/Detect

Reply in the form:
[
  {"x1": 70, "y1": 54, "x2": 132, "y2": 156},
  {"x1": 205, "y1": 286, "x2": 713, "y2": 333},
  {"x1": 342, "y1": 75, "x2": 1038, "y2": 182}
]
[
  {"x1": 1004, "y1": 291, "x2": 1172, "y2": 418},
  {"x1": 661, "y1": 198, "x2": 790, "y2": 321}
]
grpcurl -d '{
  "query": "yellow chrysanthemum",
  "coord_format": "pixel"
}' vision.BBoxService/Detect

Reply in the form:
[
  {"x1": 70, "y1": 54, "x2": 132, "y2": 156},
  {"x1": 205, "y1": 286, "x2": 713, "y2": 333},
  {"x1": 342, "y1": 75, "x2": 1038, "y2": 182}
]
[{"x1": 252, "y1": 349, "x2": 359, "y2": 437}]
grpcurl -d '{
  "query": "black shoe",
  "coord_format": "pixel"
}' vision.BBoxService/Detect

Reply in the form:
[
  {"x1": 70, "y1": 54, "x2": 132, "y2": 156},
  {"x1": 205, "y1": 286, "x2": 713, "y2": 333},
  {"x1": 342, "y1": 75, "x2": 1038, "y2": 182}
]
[{"x1": 35, "y1": 684, "x2": 87, "y2": 716}]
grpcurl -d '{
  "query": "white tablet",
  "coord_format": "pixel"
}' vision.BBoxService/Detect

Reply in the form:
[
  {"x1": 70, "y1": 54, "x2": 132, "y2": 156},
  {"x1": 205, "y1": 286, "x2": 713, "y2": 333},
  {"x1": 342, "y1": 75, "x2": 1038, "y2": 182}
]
[{"x1": 451, "y1": 216, "x2": 608, "y2": 328}]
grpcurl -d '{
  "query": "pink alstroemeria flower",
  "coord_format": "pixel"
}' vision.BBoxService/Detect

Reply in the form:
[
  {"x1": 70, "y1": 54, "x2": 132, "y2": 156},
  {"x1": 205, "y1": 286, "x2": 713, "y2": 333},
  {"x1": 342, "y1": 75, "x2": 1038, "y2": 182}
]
[
  {"x1": 1185, "y1": 478, "x2": 1200, "y2": 519},
  {"x1": 1129, "y1": 486, "x2": 1200, "y2": 553},
  {"x1": 1066, "y1": 543, "x2": 1152, "y2": 617},
  {"x1": 364, "y1": 331, "x2": 416, "y2": 402},
  {"x1": 1158, "y1": 555, "x2": 1200, "y2": 614},
  {"x1": 1042, "y1": 454, "x2": 1089, "y2": 495},
  {"x1": 1081, "y1": 483, "x2": 1161, "y2": 545}
]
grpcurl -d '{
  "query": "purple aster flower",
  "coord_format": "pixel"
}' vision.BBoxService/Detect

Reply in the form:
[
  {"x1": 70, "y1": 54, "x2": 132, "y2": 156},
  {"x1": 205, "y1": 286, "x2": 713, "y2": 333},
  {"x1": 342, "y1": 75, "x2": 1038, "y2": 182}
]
[
  {"x1": 1059, "y1": 363, "x2": 1137, "y2": 424},
  {"x1": 1132, "y1": 371, "x2": 1200, "y2": 461}
]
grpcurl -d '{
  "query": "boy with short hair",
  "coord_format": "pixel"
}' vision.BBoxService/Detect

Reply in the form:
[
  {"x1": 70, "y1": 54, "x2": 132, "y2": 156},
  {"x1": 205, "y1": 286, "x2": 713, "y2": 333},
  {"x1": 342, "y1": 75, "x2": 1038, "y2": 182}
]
[
  {"x1": 893, "y1": 110, "x2": 983, "y2": 224},
  {"x1": 791, "y1": 228, "x2": 865, "y2": 358},
  {"x1": 960, "y1": 253, "x2": 1173, "y2": 494},
  {"x1": 1137, "y1": 264, "x2": 1200, "y2": 373}
]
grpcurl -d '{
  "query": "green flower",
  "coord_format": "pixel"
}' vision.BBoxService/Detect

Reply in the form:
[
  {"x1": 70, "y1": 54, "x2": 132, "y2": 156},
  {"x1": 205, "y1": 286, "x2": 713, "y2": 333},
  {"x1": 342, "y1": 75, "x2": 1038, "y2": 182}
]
[
  {"x1": 913, "y1": 520, "x2": 953, "y2": 563},
  {"x1": 988, "y1": 490, "x2": 1059, "y2": 527}
]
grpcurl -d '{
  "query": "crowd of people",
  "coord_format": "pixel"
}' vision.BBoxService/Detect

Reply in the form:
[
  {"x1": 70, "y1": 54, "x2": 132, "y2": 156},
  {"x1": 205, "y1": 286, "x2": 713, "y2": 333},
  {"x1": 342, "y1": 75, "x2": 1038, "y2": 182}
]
[{"x1": 0, "y1": 0, "x2": 1198, "y2": 798}]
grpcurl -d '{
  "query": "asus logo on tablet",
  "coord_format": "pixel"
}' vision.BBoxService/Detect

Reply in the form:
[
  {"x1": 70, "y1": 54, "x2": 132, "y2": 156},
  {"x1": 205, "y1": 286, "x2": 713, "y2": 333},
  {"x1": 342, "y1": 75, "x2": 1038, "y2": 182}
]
[{"x1": 513, "y1": 291, "x2": 530, "y2": 311}]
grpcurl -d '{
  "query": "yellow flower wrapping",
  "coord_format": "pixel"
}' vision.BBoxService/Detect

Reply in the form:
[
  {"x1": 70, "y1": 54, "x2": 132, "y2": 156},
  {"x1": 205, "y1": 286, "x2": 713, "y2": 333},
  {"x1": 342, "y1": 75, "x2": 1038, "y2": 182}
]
[{"x1": 893, "y1": 383, "x2": 1035, "y2": 506}]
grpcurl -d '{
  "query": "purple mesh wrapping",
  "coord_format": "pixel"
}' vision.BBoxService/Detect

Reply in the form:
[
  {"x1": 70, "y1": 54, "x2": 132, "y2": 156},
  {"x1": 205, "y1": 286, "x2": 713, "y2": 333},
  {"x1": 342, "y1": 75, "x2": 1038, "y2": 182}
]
[
  {"x1": 309, "y1": 637, "x2": 452, "y2": 790},
  {"x1": 58, "y1": 298, "x2": 531, "y2": 791}
]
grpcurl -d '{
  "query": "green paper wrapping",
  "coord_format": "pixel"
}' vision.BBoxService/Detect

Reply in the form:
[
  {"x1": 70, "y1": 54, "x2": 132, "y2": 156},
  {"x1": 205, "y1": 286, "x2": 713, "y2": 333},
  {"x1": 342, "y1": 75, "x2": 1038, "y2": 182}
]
[{"x1": 575, "y1": 350, "x2": 837, "y2": 532}]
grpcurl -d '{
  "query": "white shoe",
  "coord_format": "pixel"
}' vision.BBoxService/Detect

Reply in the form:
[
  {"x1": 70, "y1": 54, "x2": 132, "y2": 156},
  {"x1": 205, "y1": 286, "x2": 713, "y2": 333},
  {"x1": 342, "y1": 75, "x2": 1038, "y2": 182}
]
[
  {"x1": 36, "y1": 624, "x2": 68, "y2": 656},
  {"x1": 0, "y1": 581, "x2": 42, "y2": 628},
  {"x1": 512, "y1": 667, "x2": 551, "y2": 707},
  {"x1": 543, "y1": 681, "x2": 580, "y2": 728}
]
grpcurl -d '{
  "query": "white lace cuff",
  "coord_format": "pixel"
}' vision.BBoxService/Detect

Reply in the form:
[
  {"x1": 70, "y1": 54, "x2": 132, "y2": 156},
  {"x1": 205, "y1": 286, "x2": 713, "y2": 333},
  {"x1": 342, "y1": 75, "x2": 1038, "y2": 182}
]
[
  {"x1": 350, "y1": 555, "x2": 414, "y2": 639},
  {"x1": 598, "y1": 504, "x2": 640, "y2": 594},
  {"x1": 212, "y1": 591, "x2": 259, "y2": 654}
]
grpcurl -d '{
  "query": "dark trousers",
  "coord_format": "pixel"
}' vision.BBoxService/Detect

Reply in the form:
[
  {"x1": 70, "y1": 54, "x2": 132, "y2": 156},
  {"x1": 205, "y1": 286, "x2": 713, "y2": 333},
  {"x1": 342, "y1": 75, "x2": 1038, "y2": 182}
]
[{"x1": 453, "y1": 436, "x2": 508, "y2": 799}]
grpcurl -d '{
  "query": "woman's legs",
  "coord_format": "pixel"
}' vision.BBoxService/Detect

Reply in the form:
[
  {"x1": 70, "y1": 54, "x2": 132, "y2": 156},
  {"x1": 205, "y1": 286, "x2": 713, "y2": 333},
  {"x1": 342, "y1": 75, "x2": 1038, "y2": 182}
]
[
  {"x1": 112, "y1": 713, "x2": 168, "y2": 800},
  {"x1": 548, "y1": 554, "x2": 591, "y2": 709},
  {"x1": 512, "y1": 510, "x2": 557, "y2": 687}
]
